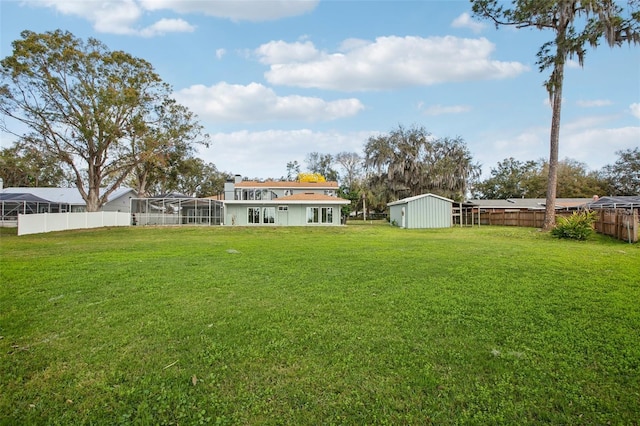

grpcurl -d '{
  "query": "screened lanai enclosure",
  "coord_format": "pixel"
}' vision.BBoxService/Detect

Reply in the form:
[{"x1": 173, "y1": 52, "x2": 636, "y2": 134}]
[
  {"x1": 130, "y1": 197, "x2": 223, "y2": 226},
  {"x1": 1, "y1": 193, "x2": 71, "y2": 224}
]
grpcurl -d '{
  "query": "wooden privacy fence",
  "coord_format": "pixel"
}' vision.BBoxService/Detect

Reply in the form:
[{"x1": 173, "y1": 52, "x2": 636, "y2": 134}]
[
  {"x1": 455, "y1": 210, "x2": 572, "y2": 228},
  {"x1": 592, "y1": 209, "x2": 638, "y2": 244},
  {"x1": 454, "y1": 209, "x2": 638, "y2": 243}
]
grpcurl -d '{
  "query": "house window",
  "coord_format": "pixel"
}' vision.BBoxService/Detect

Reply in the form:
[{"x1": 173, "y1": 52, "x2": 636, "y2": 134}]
[
  {"x1": 324, "y1": 190, "x2": 335, "y2": 197},
  {"x1": 262, "y1": 207, "x2": 275, "y2": 223},
  {"x1": 278, "y1": 206, "x2": 288, "y2": 211},
  {"x1": 248, "y1": 207, "x2": 275, "y2": 224},
  {"x1": 307, "y1": 207, "x2": 333, "y2": 224},
  {"x1": 284, "y1": 189, "x2": 293, "y2": 196},
  {"x1": 248, "y1": 207, "x2": 260, "y2": 223}
]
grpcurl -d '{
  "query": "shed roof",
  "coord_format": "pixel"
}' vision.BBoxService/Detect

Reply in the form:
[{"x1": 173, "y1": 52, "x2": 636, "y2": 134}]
[{"x1": 387, "y1": 193, "x2": 454, "y2": 207}]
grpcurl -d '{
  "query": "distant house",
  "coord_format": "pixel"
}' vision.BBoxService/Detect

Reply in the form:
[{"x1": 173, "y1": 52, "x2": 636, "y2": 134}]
[
  {"x1": 586, "y1": 195, "x2": 640, "y2": 211},
  {"x1": 1, "y1": 187, "x2": 137, "y2": 216},
  {"x1": 222, "y1": 176, "x2": 349, "y2": 226},
  {"x1": 388, "y1": 193, "x2": 453, "y2": 229}
]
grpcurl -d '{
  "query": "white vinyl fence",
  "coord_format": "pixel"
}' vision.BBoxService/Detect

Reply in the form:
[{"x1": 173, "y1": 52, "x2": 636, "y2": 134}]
[{"x1": 18, "y1": 212, "x2": 131, "y2": 236}]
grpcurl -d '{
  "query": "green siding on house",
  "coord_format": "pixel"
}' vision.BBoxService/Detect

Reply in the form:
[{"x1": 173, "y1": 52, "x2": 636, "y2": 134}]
[{"x1": 224, "y1": 203, "x2": 343, "y2": 226}]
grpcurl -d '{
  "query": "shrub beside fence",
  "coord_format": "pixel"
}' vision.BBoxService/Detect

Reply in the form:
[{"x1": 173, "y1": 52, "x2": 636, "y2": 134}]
[{"x1": 18, "y1": 212, "x2": 131, "y2": 236}]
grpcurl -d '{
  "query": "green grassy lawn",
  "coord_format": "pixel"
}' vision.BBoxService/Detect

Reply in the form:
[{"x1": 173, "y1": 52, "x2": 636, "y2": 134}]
[{"x1": 1, "y1": 224, "x2": 639, "y2": 425}]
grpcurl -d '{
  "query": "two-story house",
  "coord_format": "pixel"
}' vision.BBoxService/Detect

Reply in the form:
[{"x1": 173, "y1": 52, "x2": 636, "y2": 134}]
[{"x1": 222, "y1": 175, "x2": 349, "y2": 226}]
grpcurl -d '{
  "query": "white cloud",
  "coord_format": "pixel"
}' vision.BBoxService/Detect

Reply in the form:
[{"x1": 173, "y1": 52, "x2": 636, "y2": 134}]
[
  {"x1": 198, "y1": 129, "x2": 375, "y2": 177},
  {"x1": 258, "y1": 36, "x2": 529, "y2": 91},
  {"x1": 338, "y1": 38, "x2": 371, "y2": 52},
  {"x1": 561, "y1": 126, "x2": 640, "y2": 167},
  {"x1": 486, "y1": 127, "x2": 548, "y2": 169},
  {"x1": 215, "y1": 49, "x2": 226, "y2": 60},
  {"x1": 32, "y1": 0, "x2": 142, "y2": 35},
  {"x1": 422, "y1": 104, "x2": 472, "y2": 116},
  {"x1": 451, "y1": 12, "x2": 485, "y2": 33},
  {"x1": 561, "y1": 114, "x2": 618, "y2": 132},
  {"x1": 255, "y1": 40, "x2": 320, "y2": 65},
  {"x1": 479, "y1": 116, "x2": 640, "y2": 176},
  {"x1": 139, "y1": 0, "x2": 319, "y2": 22},
  {"x1": 23, "y1": 0, "x2": 318, "y2": 36},
  {"x1": 139, "y1": 18, "x2": 195, "y2": 37},
  {"x1": 576, "y1": 99, "x2": 612, "y2": 107},
  {"x1": 630, "y1": 103, "x2": 640, "y2": 119},
  {"x1": 173, "y1": 82, "x2": 364, "y2": 123}
]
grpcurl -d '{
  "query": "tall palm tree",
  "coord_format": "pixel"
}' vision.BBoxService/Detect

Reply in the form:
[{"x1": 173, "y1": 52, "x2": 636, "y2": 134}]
[{"x1": 471, "y1": 0, "x2": 640, "y2": 229}]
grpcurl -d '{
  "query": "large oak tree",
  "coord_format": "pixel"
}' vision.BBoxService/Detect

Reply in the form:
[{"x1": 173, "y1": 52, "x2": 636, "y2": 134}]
[
  {"x1": 1, "y1": 30, "x2": 209, "y2": 211},
  {"x1": 471, "y1": 0, "x2": 640, "y2": 229},
  {"x1": 364, "y1": 124, "x2": 480, "y2": 202}
]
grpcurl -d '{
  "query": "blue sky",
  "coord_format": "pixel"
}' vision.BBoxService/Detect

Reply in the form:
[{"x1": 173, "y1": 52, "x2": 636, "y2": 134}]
[{"x1": 1, "y1": 0, "x2": 639, "y2": 180}]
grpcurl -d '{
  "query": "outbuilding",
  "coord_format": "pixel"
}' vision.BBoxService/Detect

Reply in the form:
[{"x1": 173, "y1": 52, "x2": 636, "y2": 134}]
[{"x1": 388, "y1": 193, "x2": 453, "y2": 229}]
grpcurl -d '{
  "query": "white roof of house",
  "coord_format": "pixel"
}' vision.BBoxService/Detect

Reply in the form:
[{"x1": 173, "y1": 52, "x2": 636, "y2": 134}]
[
  {"x1": 1, "y1": 187, "x2": 135, "y2": 206},
  {"x1": 387, "y1": 193, "x2": 454, "y2": 206}
]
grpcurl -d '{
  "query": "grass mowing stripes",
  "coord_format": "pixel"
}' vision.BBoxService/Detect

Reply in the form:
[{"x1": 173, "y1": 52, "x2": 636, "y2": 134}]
[{"x1": 1, "y1": 224, "x2": 639, "y2": 424}]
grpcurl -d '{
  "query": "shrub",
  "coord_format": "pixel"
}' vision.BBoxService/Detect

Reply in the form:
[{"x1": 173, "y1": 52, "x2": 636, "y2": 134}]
[{"x1": 551, "y1": 210, "x2": 597, "y2": 240}]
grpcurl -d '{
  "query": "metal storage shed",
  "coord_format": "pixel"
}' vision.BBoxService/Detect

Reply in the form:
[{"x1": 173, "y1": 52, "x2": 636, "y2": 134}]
[{"x1": 388, "y1": 193, "x2": 453, "y2": 229}]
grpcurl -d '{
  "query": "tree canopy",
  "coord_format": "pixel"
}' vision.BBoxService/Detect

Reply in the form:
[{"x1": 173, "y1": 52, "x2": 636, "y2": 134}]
[
  {"x1": 473, "y1": 157, "x2": 608, "y2": 199},
  {"x1": 364, "y1": 125, "x2": 480, "y2": 202},
  {"x1": 0, "y1": 30, "x2": 209, "y2": 211},
  {"x1": 305, "y1": 152, "x2": 338, "y2": 182},
  {"x1": 0, "y1": 141, "x2": 70, "y2": 188},
  {"x1": 602, "y1": 148, "x2": 640, "y2": 195},
  {"x1": 471, "y1": 0, "x2": 640, "y2": 229},
  {"x1": 297, "y1": 172, "x2": 327, "y2": 183},
  {"x1": 473, "y1": 157, "x2": 539, "y2": 199}
]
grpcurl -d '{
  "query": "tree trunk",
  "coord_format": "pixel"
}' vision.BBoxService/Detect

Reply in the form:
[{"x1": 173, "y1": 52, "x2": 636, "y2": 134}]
[
  {"x1": 85, "y1": 189, "x2": 100, "y2": 212},
  {"x1": 542, "y1": 61, "x2": 565, "y2": 231},
  {"x1": 85, "y1": 163, "x2": 102, "y2": 212}
]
